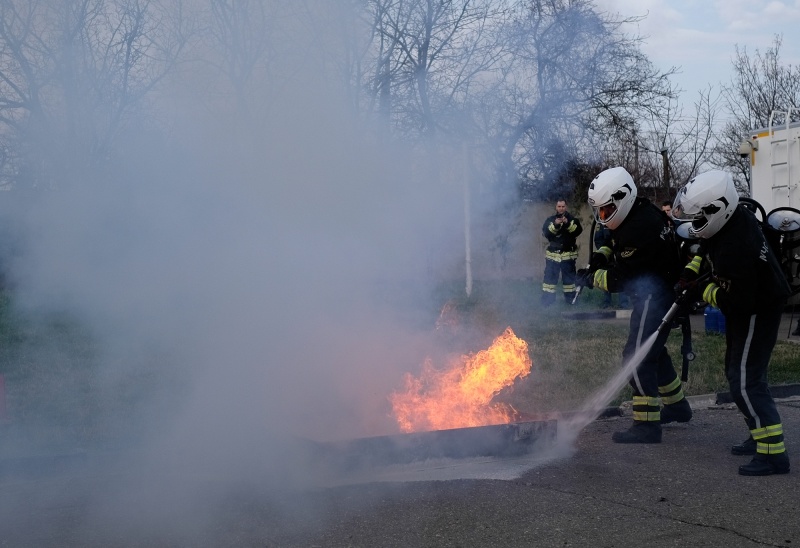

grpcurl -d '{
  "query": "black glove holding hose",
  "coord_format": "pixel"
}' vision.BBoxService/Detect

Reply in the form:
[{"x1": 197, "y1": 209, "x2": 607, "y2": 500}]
[
  {"x1": 673, "y1": 256, "x2": 711, "y2": 311},
  {"x1": 575, "y1": 251, "x2": 608, "y2": 290},
  {"x1": 575, "y1": 268, "x2": 594, "y2": 290}
]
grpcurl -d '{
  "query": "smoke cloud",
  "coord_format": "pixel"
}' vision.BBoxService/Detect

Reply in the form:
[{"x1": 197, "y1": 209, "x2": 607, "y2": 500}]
[{"x1": 0, "y1": 2, "x2": 495, "y2": 543}]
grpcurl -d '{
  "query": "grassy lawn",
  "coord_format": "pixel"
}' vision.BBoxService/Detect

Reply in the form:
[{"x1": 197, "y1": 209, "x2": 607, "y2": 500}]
[
  {"x1": 1, "y1": 279, "x2": 799, "y2": 451},
  {"x1": 432, "y1": 279, "x2": 800, "y2": 413}
]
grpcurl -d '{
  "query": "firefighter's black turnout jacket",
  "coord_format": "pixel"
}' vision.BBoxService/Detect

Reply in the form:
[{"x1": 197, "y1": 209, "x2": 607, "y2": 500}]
[
  {"x1": 542, "y1": 211, "x2": 582, "y2": 253},
  {"x1": 695, "y1": 204, "x2": 790, "y2": 315},
  {"x1": 593, "y1": 197, "x2": 681, "y2": 296}
]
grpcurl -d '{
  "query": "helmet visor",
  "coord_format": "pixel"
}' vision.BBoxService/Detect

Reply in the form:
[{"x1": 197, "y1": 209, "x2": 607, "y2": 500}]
[
  {"x1": 671, "y1": 194, "x2": 699, "y2": 221},
  {"x1": 593, "y1": 203, "x2": 617, "y2": 224},
  {"x1": 673, "y1": 200, "x2": 721, "y2": 221}
]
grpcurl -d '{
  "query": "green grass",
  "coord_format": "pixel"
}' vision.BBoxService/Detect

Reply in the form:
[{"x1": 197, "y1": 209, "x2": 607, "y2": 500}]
[
  {"x1": 432, "y1": 279, "x2": 800, "y2": 412},
  {"x1": 0, "y1": 294, "x2": 187, "y2": 453},
  {"x1": 2, "y1": 279, "x2": 800, "y2": 450}
]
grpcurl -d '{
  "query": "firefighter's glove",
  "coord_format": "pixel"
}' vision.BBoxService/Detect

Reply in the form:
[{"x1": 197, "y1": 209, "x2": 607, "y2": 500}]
[
  {"x1": 673, "y1": 279, "x2": 701, "y2": 311},
  {"x1": 674, "y1": 278, "x2": 694, "y2": 296},
  {"x1": 588, "y1": 251, "x2": 608, "y2": 271},
  {"x1": 576, "y1": 268, "x2": 594, "y2": 290}
]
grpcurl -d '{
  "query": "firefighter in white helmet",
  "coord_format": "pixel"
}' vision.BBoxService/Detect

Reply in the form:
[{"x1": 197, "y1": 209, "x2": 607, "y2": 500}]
[
  {"x1": 581, "y1": 166, "x2": 690, "y2": 443},
  {"x1": 672, "y1": 170, "x2": 790, "y2": 476}
]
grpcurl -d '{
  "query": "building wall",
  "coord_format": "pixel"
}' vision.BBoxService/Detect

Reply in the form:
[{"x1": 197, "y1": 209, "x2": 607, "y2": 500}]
[{"x1": 464, "y1": 201, "x2": 595, "y2": 282}]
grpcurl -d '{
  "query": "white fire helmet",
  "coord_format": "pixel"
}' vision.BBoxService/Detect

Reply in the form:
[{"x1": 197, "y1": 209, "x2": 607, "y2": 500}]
[
  {"x1": 672, "y1": 170, "x2": 739, "y2": 239},
  {"x1": 587, "y1": 167, "x2": 637, "y2": 230}
]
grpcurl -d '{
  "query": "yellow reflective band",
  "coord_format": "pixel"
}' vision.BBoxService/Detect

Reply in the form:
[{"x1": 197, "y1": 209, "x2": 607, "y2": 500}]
[
  {"x1": 542, "y1": 284, "x2": 556, "y2": 293},
  {"x1": 752, "y1": 424, "x2": 784, "y2": 439},
  {"x1": 659, "y1": 378, "x2": 682, "y2": 394},
  {"x1": 633, "y1": 411, "x2": 661, "y2": 422},
  {"x1": 598, "y1": 246, "x2": 612, "y2": 259},
  {"x1": 567, "y1": 221, "x2": 578, "y2": 233},
  {"x1": 686, "y1": 255, "x2": 703, "y2": 274},
  {"x1": 545, "y1": 251, "x2": 564, "y2": 261},
  {"x1": 632, "y1": 395, "x2": 660, "y2": 407},
  {"x1": 549, "y1": 223, "x2": 558, "y2": 234},
  {"x1": 660, "y1": 391, "x2": 685, "y2": 405},
  {"x1": 757, "y1": 441, "x2": 786, "y2": 455},
  {"x1": 563, "y1": 284, "x2": 575, "y2": 292},
  {"x1": 562, "y1": 250, "x2": 578, "y2": 261},
  {"x1": 703, "y1": 284, "x2": 718, "y2": 307},
  {"x1": 594, "y1": 269, "x2": 608, "y2": 292}
]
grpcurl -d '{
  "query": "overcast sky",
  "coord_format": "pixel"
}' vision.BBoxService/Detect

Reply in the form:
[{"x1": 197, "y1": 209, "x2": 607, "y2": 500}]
[{"x1": 595, "y1": 0, "x2": 800, "y2": 109}]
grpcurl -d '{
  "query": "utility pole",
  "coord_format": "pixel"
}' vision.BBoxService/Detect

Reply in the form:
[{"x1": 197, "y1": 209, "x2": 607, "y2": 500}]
[
  {"x1": 660, "y1": 147, "x2": 670, "y2": 195},
  {"x1": 463, "y1": 142, "x2": 472, "y2": 298}
]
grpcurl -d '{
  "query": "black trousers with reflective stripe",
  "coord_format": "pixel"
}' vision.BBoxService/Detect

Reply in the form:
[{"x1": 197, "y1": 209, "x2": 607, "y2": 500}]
[
  {"x1": 724, "y1": 305, "x2": 783, "y2": 432},
  {"x1": 542, "y1": 255, "x2": 576, "y2": 292},
  {"x1": 623, "y1": 290, "x2": 680, "y2": 404}
]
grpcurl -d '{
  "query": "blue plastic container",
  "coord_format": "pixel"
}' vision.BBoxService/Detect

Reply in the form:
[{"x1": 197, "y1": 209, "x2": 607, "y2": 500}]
[{"x1": 704, "y1": 306, "x2": 726, "y2": 334}]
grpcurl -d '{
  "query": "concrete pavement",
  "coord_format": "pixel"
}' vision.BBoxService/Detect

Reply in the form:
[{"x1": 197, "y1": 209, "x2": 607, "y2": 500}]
[
  {"x1": 3, "y1": 395, "x2": 800, "y2": 547},
  {"x1": 2, "y1": 309, "x2": 800, "y2": 547}
]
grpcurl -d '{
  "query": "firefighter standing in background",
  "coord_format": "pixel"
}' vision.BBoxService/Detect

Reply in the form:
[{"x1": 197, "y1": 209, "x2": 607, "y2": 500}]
[
  {"x1": 541, "y1": 199, "x2": 583, "y2": 306},
  {"x1": 580, "y1": 166, "x2": 691, "y2": 443},
  {"x1": 672, "y1": 170, "x2": 790, "y2": 476},
  {"x1": 661, "y1": 200, "x2": 676, "y2": 230}
]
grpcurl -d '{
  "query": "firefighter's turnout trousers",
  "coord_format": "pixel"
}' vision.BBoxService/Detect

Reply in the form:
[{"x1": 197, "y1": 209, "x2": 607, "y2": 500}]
[
  {"x1": 542, "y1": 248, "x2": 578, "y2": 305},
  {"x1": 624, "y1": 286, "x2": 687, "y2": 424},
  {"x1": 725, "y1": 304, "x2": 786, "y2": 457}
]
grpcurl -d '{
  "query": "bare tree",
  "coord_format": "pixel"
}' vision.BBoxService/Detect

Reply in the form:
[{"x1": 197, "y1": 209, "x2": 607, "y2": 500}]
[
  {"x1": 489, "y1": 0, "x2": 676, "y2": 200},
  {"x1": 713, "y1": 35, "x2": 800, "y2": 189},
  {"x1": 357, "y1": 0, "x2": 508, "y2": 138},
  {"x1": 626, "y1": 85, "x2": 720, "y2": 201},
  {"x1": 0, "y1": 0, "x2": 187, "y2": 189},
  {"x1": 203, "y1": 0, "x2": 278, "y2": 123}
]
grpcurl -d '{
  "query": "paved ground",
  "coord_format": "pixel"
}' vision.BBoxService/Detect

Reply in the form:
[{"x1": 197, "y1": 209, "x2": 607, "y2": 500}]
[
  {"x1": 2, "y1": 311, "x2": 799, "y2": 548},
  {"x1": 2, "y1": 394, "x2": 800, "y2": 547}
]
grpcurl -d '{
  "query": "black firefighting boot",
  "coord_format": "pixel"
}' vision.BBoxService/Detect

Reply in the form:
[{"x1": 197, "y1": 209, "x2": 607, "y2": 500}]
[
  {"x1": 612, "y1": 421, "x2": 662, "y2": 444},
  {"x1": 660, "y1": 398, "x2": 693, "y2": 424},
  {"x1": 731, "y1": 436, "x2": 756, "y2": 456},
  {"x1": 738, "y1": 452, "x2": 790, "y2": 476},
  {"x1": 564, "y1": 292, "x2": 575, "y2": 304}
]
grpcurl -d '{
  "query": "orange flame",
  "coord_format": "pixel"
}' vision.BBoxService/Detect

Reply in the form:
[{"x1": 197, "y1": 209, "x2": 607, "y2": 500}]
[{"x1": 389, "y1": 327, "x2": 532, "y2": 433}]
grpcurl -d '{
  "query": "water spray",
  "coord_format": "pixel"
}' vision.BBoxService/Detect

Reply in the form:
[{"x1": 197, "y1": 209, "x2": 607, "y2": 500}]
[{"x1": 561, "y1": 276, "x2": 709, "y2": 440}]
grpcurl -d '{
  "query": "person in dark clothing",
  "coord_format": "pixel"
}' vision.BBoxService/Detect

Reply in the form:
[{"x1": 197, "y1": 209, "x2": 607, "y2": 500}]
[
  {"x1": 594, "y1": 227, "x2": 614, "y2": 308},
  {"x1": 582, "y1": 166, "x2": 691, "y2": 443},
  {"x1": 593, "y1": 226, "x2": 629, "y2": 309},
  {"x1": 662, "y1": 200, "x2": 676, "y2": 230},
  {"x1": 672, "y1": 170, "x2": 790, "y2": 476},
  {"x1": 541, "y1": 199, "x2": 583, "y2": 306}
]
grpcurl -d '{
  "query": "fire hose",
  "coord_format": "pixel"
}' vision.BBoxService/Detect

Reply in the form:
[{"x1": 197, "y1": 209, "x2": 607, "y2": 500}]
[
  {"x1": 573, "y1": 219, "x2": 709, "y2": 381},
  {"x1": 656, "y1": 271, "x2": 711, "y2": 382},
  {"x1": 656, "y1": 272, "x2": 711, "y2": 333}
]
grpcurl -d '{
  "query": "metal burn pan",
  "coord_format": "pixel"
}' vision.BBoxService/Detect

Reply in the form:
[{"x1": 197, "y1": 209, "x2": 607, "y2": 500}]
[{"x1": 318, "y1": 420, "x2": 557, "y2": 469}]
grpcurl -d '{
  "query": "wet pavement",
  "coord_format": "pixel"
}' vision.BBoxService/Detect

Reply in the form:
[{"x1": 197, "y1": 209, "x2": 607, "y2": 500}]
[
  {"x1": 2, "y1": 311, "x2": 800, "y2": 547},
  {"x1": 3, "y1": 394, "x2": 800, "y2": 547}
]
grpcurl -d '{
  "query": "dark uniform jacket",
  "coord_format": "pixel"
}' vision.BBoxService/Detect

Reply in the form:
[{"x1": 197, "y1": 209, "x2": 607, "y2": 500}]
[
  {"x1": 542, "y1": 212, "x2": 582, "y2": 252},
  {"x1": 598, "y1": 198, "x2": 680, "y2": 297},
  {"x1": 700, "y1": 205, "x2": 790, "y2": 315}
]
